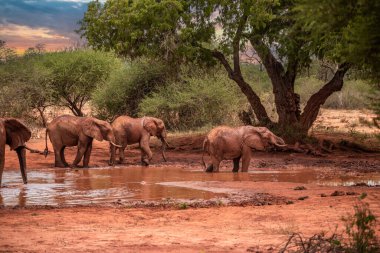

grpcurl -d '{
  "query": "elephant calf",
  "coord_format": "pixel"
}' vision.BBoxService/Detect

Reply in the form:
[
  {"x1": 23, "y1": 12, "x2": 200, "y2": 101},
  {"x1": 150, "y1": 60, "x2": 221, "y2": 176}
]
[
  {"x1": 0, "y1": 118, "x2": 31, "y2": 186},
  {"x1": 202, "y1": 126, "x2": 286, "y2": 172},
  {"x1": 110, "y1": 116, "x2": 169, "y2": 166},
  {"x1": 46, "y1": 115, "x2": 120, "y2": 168}
]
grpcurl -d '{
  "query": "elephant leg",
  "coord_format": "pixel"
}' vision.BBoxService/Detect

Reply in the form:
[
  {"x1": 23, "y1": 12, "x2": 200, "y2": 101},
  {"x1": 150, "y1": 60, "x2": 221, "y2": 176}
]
[
  {"x1": 205, "y1": 164, "x2": 214, "y2": 172},
  {"x1": 0, "y1": 142, "x2": 5, "y2": 186},
  {"x1": 140, "y1": 138, "x2": 152, "y2": 166},
  {"x1": 232, "y1": 156, "x2": 241, "y2": 173},
  {"x1": 72, "y1": 142, "x2": 88, "y2": 167},
  {"x1": 83, "y1": 140, "x2": 93, "y2": 168},
  {"x1": 52, "y1": 142, "x2": 66, "y2": 168},
  {"x1": 15, "y1": 147, "x2": 27, "y2": 184},
  {"x1": 60, "y1": 146, "x2": 69, "y2": 167},
  {"x1": 211, "y1": 157, "x2": 221, "y2": 172},
  {"x1": 119, "y1": 146, "x2": 126, "y2": 164},
  {"x1": 241, "y1": 149, "x2": 251, "y2": 172}
]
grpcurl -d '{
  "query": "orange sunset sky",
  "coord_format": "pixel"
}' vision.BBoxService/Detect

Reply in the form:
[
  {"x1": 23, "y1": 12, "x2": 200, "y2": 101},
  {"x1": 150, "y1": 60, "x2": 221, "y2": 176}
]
[{"x1": 0, "y1": 0, "x2": 104, "y2": 54}]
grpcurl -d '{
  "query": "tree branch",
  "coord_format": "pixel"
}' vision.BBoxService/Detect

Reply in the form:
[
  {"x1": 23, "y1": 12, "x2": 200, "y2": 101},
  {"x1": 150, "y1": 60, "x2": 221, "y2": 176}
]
[
  {"x1": 300, "y1": 62, "x2": 351, "y2": 130},
  {"x1": 233, "y1": 13, "x2": 248, "y2": 75}
]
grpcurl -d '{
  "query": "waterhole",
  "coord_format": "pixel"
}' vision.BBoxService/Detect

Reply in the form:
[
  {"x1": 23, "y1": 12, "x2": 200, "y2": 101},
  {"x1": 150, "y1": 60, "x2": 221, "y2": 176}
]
[{"x1": 1, "y1": 165, "x2": 379, "y2": 207}]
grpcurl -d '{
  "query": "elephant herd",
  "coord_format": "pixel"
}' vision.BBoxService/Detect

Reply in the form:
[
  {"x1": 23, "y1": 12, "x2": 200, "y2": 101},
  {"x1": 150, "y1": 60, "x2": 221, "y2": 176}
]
[{"x1": 0, "y1": 115, "x2": 286, "y2": 187}]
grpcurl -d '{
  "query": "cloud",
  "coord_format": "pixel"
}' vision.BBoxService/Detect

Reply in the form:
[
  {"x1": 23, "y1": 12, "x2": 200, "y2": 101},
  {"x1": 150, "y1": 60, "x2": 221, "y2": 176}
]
[
  {"x1": 1, "y1": 23, "x2": 69, "y2": 40},
  {"x1": 0, "y1": 0, "x2": 96, "y2": 51}
]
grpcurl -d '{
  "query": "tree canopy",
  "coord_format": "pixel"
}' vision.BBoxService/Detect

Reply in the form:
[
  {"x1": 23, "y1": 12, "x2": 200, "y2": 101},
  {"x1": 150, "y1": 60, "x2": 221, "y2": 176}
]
[{"x1": 79, "y1": 0, "x2": 379, "y2": 135}]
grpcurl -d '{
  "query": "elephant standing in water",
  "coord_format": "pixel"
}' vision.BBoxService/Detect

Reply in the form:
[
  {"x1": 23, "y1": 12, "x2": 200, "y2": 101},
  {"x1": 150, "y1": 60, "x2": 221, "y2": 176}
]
[
  {"x1": 110, "y1": 116, "x2": 169, "y2": 166},
  {"x1": 0, "y1": 118, "x2": 31, "y2": 186},
  {"x1": 202, "y1": 126, "x2": 286, "y2": 172},
  {"x1": 46, "y1": 115, "x2": 120, "y2": 168}
]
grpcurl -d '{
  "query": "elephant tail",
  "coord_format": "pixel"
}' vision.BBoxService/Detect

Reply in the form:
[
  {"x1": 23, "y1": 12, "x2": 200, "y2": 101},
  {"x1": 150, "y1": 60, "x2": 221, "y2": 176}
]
[
  {"x1": 43, "y1": 128, "x2": 49, "y2": 157},
  {"x1": 201, "y1": 138, "x2": 209, "y2": 170}
]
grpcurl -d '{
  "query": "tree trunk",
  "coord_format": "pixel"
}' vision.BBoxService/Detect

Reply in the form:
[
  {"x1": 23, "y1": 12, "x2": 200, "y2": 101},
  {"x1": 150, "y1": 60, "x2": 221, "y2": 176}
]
[
  {"x1": 232, "y1": 75, "x2": 272, "y2": 125},
  {"x1": 36, "y1": 107, "x2": 47, "y2": 127},
  {"x1": 300, "y1": 63, "x2": 350, "y2": 131},
  {"x1": 265, "y1": 66, "x2": 300, "y2": 127},
  {"x1": 211, "y1": 51, "x2": 272, "y2": 126}
]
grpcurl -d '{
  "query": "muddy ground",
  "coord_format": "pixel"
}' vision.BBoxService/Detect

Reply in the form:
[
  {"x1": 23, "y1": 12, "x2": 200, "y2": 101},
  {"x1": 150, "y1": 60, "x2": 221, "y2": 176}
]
[
  {"x1": 1, "y1": 130, "x2": 379, "y2": 252},
  {"x1": 1, "y1": 108, "x2": 380, "y2": 252}
]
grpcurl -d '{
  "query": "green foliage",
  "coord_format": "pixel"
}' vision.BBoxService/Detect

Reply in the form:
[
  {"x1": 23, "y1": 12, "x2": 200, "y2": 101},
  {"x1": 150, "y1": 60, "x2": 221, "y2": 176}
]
[
  {"x1": 0, "y1": 49, "x2": 120, "y2": 125},
  {"x1": 79, "y1": 0, "x2": 214, "y2": 65},
  {"x1": 281, "y1": 196, "x2": 379, "y2": 252},
  {"x1": 41, "y1": 49, "x2": 121, "y2": 116},
  {"x1": 139, "y1": 68, "x2": 244, "y2": 130},
  {"x1": 80, "y1": 0, "x2": 380, "y2": 132},
  {"x1": 295, "y1": 0, "x2": 380, "y2": 81},
  {"x1": 0, "y1": 54, "x2": 52, "y2": 123},
  {"x1": 0, "y1": 40, "x2": 17, "y2": 62},
  {"x1": 178, "y1": 202, "x2": 188, "y2": 209},
  {"x1": 342, "y1": 197, "x2": 379, "y2": 253},
  {"x1": 92, "y1": 58, "x2": 169, "y2": 120}
]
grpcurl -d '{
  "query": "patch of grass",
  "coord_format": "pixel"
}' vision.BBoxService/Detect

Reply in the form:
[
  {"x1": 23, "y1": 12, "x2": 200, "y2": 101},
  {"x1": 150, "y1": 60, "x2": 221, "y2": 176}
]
[
  {"x1": 178, "y1": 202, "x2": 188, "y2": 210},
  {"x1": 279, "y1": 194, "x2": 379, "y2": 253},
  {"x1": 294, "y1": 186, "x2": 307, "y2": 191}
]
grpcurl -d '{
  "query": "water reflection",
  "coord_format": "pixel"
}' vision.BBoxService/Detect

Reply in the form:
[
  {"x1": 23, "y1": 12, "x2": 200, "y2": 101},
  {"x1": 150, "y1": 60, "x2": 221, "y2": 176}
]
[{"x1": 0, "y1": 166, "x2": 379, "y2": 207}]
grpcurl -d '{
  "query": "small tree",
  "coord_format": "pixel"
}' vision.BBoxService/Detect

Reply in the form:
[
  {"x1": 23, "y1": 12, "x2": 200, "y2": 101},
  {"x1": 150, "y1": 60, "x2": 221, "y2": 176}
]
[
  {"x1": 42, "y1": 49, "x2": 121, "y2": 116},
  {"x1": 0, "y1": 55, "x2": 53, "y2": 125},
  {"x1": 0, "y1": 40, "x2": 17, "y2": 63}
]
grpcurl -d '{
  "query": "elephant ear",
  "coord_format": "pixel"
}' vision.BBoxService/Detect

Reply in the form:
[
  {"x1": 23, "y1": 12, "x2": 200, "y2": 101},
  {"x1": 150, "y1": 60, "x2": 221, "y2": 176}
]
[
  {"x1": 244, "y1": 132, "x2": 267, "y2": 151},
  {"x1": 4, "y1": 118, "x2": 31, "y2": 150},
  {"x1": 143, "y1": 118, "x2": 157, "y2": 136},
  {"x1": 82, "y1": 118, "x2": 104, "y2": 141}
]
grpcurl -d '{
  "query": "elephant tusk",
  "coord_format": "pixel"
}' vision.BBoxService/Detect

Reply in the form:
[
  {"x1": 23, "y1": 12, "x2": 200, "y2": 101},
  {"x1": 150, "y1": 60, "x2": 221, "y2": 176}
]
[
  {"x1": 110, "y1": 141, "x2": 122, "y2": 148},
  {"x1": 274, "y1": 143, "x2": 287, "y2": 148}
]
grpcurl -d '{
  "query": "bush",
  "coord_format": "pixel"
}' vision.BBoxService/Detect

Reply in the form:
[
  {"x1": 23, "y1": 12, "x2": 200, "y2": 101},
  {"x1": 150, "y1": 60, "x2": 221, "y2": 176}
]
[
  {"x1": 0, "y1": 49, "x2": 120, "y2": 124},
  {"x1": 139, "y1": 69, "x2": 244, "y2": 130},
  {"x1": 92, "y1": 58, "x2": 169, "y2": 120}
]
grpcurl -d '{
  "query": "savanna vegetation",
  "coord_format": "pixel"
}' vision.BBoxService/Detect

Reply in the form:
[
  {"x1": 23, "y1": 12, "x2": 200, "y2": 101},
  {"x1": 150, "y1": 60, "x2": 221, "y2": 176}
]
[{"x1": 1, "y1": 0, "x2": 379, "y2": 137}]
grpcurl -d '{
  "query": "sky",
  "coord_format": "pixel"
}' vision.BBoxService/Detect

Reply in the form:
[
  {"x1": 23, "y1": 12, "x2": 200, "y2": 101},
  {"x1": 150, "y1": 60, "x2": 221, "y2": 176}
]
[{"x1": 0, "y1": 0, "x2": 102, "y2": 53}]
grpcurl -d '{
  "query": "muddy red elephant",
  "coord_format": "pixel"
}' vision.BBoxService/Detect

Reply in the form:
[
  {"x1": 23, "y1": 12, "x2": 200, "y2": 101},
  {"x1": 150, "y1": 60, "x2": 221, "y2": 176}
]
[
  {"x1": 0, "y1": 118, "x2": 32, "y2": 186},
  {"x1": 46, "y1": 115, "x2": 121, "y2": 168},
  {"x1": 202, "y1": 126, "x2": 286, "y2": 172},
  {"x1": 110, "y1": 116, "x2": 169, "y2": 166}
]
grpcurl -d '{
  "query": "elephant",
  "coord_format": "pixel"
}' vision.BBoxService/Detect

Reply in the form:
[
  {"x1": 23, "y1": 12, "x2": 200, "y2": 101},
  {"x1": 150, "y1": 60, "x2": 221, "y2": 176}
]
[
  {"x1": 202, "y1": 126, "x2": 286, "y2": 172},
  {"x1": 110, "y1": 116, "x2": 169, "y2": 166},
  {"x1": 0, "y1": 118, "x2": 31, "y2": 186},
  {"x1": 45, "y1": 115, "x2": 121, "y2": 168}
]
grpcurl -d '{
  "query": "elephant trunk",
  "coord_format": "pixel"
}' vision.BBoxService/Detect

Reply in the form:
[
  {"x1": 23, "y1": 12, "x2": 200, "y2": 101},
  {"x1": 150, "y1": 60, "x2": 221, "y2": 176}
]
[
  {"x1": 270, "y1": 135, "x2": 287, "y2": 148},
  {"x1": 160, "y1": 137, "x2": 169, "y2": 162},
  {"x1": 15, "y1": 146, "x2": 27, "y2": 184}
]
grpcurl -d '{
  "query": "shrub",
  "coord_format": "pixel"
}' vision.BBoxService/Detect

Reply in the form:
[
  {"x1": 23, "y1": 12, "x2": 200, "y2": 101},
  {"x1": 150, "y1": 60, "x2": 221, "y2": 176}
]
[
  {"x1": 342, "y1": 196, "x2": 379, "y2": 253},
  {"x1": 139, "y1": 69, "x2": 244, "y2": 130},
  {"x1": 92, "y1": 58, "x2": 169, "y2": 120}
]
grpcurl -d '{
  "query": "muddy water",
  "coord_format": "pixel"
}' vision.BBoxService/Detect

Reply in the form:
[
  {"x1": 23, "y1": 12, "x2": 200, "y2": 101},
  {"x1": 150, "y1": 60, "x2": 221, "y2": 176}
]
[{"x1": 1, "y1": 166, "x2": 379, "y2": 207}]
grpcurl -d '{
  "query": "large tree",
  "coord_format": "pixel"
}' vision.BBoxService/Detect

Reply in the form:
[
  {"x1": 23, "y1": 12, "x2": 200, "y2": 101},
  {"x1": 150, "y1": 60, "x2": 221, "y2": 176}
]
[{"x1": 80, "y1": 0, "x2": 378, "y2": 135}]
